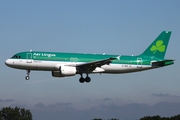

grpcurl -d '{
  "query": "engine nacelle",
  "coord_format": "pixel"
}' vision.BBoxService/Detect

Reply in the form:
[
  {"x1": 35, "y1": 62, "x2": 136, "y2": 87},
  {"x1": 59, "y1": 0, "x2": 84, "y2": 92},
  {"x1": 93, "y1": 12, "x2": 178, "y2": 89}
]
[{"x1": 52, "y1": 66, "x2": 77, "y2": 77}]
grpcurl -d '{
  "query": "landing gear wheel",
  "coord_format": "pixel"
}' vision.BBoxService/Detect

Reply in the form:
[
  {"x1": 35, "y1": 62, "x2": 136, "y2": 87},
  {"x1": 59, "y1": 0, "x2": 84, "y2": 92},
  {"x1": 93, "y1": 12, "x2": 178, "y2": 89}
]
[
  {"x1": 25, "y1": 70, "x2": 31, "y2": 80},
  {"x1": 79, "y1": 77, "x2": 85, "y2": 83},
  {"x1": 85, "y1": 76, "x2": 91, "y2": 83},
  {"x1": 25, "y1": 76, "x2": 30, "y2": 80}
]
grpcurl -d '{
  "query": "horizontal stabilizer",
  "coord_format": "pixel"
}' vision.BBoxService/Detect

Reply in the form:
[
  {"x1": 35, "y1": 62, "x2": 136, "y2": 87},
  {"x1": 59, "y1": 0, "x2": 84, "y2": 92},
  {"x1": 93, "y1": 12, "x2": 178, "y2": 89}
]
[{"x1": 152, "y1": 60, "x2": 174, "y2": 67}]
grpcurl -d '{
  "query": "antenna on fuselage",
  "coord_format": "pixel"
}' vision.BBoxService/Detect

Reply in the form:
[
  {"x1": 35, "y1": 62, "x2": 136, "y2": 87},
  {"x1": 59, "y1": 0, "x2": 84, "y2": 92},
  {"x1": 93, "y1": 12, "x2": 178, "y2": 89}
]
[{"x1": 30, "y1": 49, "x2": 32, "y2": 52}]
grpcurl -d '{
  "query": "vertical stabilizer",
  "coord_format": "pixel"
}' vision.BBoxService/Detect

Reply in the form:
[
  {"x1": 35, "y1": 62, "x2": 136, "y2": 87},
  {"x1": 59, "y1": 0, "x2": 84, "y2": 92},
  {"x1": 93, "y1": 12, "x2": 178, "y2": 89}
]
[{"x1": 140, "y1": 31, "x2": 171, "y2": 59}]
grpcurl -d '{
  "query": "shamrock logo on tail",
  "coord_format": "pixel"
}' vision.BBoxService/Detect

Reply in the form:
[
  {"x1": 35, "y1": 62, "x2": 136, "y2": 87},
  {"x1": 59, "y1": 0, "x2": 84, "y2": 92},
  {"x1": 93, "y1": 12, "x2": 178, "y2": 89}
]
[{"x1": 150, "y1": 40, "x2": 166, "y2": 54}]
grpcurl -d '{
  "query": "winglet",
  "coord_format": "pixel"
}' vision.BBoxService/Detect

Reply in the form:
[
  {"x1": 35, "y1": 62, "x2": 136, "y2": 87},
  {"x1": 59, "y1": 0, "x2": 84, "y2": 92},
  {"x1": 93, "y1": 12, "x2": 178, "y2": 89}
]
[{"x1": 116, "y1": 56, "x2": 120, "y2": 60}]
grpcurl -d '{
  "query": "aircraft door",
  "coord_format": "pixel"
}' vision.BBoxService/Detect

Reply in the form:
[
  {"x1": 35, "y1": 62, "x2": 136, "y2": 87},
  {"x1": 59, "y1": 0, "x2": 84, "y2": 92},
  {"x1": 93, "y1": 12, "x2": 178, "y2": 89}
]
[
  {"x1": 137, "y1": 58, "x2": 142, "y2": 68},
  {"x1": 27, "y1": 53, "x2": 32, "y2": 63}
]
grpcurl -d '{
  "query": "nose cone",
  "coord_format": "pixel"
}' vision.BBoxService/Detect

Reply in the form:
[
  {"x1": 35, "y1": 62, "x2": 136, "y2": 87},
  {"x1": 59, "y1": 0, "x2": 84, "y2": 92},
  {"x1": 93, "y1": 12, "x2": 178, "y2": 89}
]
[{"x1": 5, "y1": 59, "x2": 12, "y2": 67}]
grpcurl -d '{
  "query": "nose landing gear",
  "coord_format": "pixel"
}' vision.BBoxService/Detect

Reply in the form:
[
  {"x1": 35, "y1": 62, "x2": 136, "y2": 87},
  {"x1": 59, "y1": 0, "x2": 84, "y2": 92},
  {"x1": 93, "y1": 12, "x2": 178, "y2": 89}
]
[{"x1": 25, "y1": 70, "x2": 30, "y2": 80}]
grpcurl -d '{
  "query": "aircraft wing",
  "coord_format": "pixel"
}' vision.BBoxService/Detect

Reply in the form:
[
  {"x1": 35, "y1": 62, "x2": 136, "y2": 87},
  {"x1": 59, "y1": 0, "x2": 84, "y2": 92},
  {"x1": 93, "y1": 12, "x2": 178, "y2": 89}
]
[{"x1": 70, "y1": 56, "x2": 119, "y2": 73}]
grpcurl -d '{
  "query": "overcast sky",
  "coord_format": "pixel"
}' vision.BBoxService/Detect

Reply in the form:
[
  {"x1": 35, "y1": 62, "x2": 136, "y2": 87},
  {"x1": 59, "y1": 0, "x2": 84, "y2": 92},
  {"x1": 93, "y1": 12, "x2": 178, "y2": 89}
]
[{"x1": 0, "y1": 0, "x2": 180, "y2": 120}]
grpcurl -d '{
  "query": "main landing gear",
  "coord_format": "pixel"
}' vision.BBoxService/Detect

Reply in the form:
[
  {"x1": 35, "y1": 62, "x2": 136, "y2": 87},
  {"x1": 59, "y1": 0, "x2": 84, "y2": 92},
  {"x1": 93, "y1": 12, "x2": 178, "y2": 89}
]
[
  {"x1": 79, "y1": 74, "x2": 91, "y2": 83},
  {"x1": 25, "y1": 70, "x2": 30, "y2": 80}
]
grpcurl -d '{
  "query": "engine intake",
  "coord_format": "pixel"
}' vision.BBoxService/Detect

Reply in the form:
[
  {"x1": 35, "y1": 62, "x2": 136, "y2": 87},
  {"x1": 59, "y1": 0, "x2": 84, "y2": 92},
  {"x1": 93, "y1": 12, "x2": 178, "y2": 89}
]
[{"x1": 52, "y1": 66, "x2": 77, "y2": 77}]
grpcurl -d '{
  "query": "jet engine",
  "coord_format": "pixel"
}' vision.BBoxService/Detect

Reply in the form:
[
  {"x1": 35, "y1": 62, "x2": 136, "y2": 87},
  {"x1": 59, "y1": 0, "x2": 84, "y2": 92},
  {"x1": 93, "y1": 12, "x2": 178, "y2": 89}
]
[{"x1": 52, "y1": 66, "x2": 77, "y2": 77}]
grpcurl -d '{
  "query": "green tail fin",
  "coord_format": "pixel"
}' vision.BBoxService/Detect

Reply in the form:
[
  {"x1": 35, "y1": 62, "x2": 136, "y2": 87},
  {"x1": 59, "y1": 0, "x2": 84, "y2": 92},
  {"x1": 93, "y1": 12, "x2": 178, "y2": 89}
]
[{"x1": 140, "y1": 31, "x2": 172, "y2": 59}]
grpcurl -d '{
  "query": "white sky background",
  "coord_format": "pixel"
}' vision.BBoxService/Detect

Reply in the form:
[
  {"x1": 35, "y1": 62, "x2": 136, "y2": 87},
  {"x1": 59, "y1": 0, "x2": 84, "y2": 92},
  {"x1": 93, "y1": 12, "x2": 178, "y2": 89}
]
[{"x1": 0, "y1": 1, "x2": 180, "y2": 120}]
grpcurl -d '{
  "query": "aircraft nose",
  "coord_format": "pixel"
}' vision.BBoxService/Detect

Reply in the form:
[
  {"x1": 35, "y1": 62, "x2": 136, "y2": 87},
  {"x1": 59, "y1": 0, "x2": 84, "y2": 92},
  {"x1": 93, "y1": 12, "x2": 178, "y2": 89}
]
[{"x1": 5, "y1": 59, "x2": 12, "y2": 66}]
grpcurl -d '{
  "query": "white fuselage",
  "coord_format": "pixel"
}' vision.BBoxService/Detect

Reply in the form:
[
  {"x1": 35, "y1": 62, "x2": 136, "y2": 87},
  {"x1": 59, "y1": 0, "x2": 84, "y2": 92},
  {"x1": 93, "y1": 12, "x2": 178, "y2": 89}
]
[{"x1": 5, "y1": 59, "x2": 152, "y2": 74}]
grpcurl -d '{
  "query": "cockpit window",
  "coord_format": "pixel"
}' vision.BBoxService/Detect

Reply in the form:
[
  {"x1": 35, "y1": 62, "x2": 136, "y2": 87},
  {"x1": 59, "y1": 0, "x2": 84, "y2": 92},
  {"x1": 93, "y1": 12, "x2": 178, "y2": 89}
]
[
  {"x1": 11, "y1": 55, "x2": 16, "y2": 58},
  {"x1": 11, "y1": 55, "x2": 21, "y2": 59}
]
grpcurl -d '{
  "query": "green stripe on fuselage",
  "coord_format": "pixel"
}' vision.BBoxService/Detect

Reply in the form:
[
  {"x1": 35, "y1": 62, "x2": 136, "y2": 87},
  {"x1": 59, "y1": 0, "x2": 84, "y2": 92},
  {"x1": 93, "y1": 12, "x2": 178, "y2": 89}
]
[{"x1": 12, "y1": 51, "x2": 162, "y2": 66}]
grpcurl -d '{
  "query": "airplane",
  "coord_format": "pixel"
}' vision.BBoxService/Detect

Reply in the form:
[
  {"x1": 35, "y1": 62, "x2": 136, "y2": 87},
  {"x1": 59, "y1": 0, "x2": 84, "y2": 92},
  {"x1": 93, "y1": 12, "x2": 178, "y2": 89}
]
[{"x1": 5, "y1": 31, "x2": 174, "y2": 83}]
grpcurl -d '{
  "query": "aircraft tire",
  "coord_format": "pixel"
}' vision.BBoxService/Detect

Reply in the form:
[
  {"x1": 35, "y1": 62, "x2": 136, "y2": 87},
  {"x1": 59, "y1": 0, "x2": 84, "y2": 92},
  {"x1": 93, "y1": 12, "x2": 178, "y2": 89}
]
[
  {"x1": 79, "y1": 77, "x2": 85, "y2": 83},
  {"x1": 85, "y1": 77, "x2": 91, "y2": 83},
  {"x1": 25, "y1": 76, "x2": 30, "y2": 80}
]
